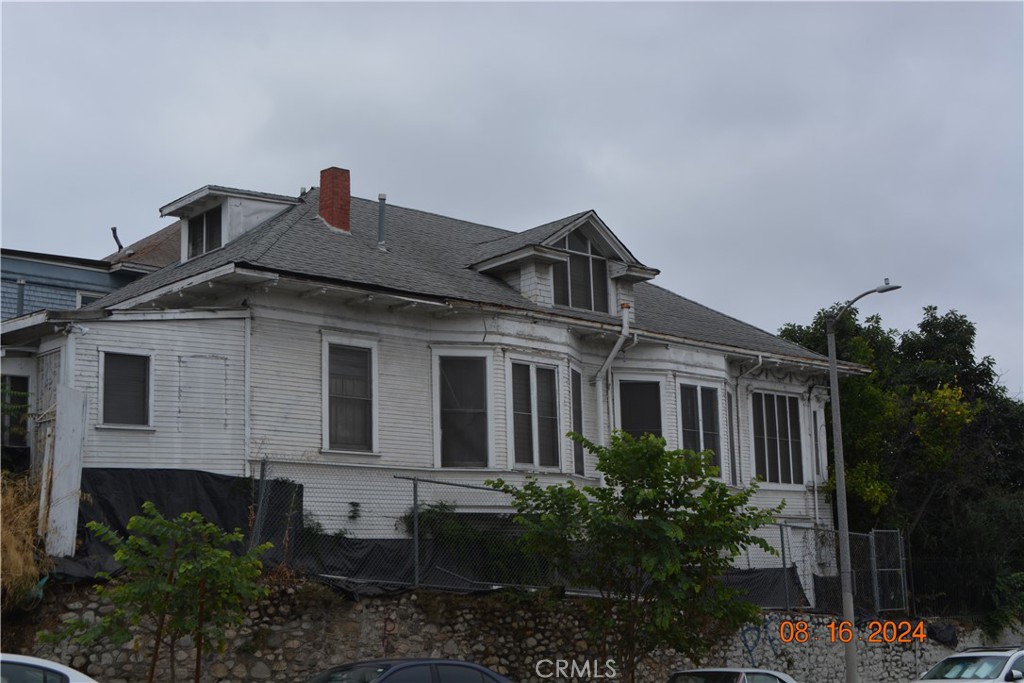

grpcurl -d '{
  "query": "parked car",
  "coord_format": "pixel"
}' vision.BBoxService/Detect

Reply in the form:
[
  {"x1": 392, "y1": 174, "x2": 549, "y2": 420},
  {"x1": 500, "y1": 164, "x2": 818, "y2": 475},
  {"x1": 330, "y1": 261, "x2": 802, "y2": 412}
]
[
  {"x1": 304, "y1": 659, "x2": 514, "y2": 683},
  {"x1": 916, "y1": 646, "x2": 1024, "y2": 682},
  {"x1": 0, "y1": 653, "x2": 99, "y2": 683},
  {"x1": 668, "y1": 669, "x2": 799, "y2": 683}
]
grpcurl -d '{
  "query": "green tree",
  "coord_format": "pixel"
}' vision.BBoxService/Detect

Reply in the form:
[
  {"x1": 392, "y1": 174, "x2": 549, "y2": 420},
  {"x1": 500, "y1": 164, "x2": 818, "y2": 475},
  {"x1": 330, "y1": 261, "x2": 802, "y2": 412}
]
[
  {"x1": 489, "y1": 432, "x2": 780, "y2": 683},
  {"x1": 54, "y1": 502, "x2": 271, "y2": 683},
  {"x1": 780, "y1": 306, "x2": 1024, "y2": 631}
]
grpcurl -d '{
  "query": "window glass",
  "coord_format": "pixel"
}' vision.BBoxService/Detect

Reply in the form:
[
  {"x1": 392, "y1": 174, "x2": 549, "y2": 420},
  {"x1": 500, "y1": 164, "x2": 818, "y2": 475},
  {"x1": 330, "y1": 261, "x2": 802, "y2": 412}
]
[
  {"x1": 552, "y1": 229, "x2": 609, "y2": 313},
  {"x1": 512, "y1": 363, "x2": 533, "y2": 464},
  {"x1": 385, "y1": 664, "x2": 434, "y2": 683},
  {"x1": 619, "y1": 381, "x2": 661, "y2": 438},
  {"x1": 571, "y1": 369, "x2": 584, "y2": 475},
  {"x1": 747, "y1": 675, "x2": 784, "y2": 683},
  {"x1": 512, "y1": 363, "x2": 559, "y2": 467},
  {"x1": 329, "y1": 345, "x2": 372, "y2": 450},
  {"x1": 440, "y1": 357, "x2": 488, "y2": 467},
  {"x1": 188, "y1": 207, "x2": 222, "y2": 258},
  {"x1": 752, "y1": 391, "x2": 803, "y2": 484},
  {"x1": 103, "y1": 353, "x2": 149, "y2": 425},
  {"x1": 437, "y1": 664, "x2": 488, "y2": 683},
  {"x1": 536, "y1": 367, "x2": 559, "y2": 466},
  {"x1": 0, "y1": 662, "x2": 70, "y2": 683}
]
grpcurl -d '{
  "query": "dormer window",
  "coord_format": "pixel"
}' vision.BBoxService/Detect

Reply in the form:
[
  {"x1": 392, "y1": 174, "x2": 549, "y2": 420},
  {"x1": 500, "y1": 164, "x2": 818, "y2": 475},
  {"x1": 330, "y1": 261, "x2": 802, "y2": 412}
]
[
  {"x1": 552, "y1": 229, "x2": 609, "y2": 313},
  {"x1": 187, "y1": 206, "x2": 222, "y2": 258}
]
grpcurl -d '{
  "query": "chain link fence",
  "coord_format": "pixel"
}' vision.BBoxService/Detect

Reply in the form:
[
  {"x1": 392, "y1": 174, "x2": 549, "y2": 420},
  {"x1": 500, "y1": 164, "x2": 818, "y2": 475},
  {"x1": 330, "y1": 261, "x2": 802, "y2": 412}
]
[{"x1": 248, "y1": 458, "x2": 907, "y2": 614}]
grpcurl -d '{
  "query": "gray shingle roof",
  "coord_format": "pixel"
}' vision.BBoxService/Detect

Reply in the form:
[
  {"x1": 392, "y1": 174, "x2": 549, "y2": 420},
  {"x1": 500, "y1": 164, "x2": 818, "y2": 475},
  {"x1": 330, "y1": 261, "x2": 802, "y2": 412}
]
[{"x1": 91, "y1": 189, "x2": 826, "y2": 363}]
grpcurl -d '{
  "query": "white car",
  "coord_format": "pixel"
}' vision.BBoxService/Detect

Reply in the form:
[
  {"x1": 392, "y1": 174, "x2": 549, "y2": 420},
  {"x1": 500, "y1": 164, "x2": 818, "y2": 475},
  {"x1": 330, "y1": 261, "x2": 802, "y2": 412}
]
[
  {"x1": 669, "y1": 668, "x2": 800, "y2": 683},
  {"x1": 916, "y1": 646, "x2": 1024, "y2": 682},
  {"x1": 0, "y1": 653, "x2": 99, "y2": 683}
]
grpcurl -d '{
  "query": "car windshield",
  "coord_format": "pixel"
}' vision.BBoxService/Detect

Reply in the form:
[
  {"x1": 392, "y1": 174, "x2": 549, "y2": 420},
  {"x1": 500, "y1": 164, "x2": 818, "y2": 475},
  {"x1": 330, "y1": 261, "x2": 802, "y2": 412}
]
[
  {"x1": 922, "y1": 656, "x2": 1009, "y2": 680},
  {"x1": 306, "y1": 663, "x2": 395, "y2": 683},
  {"x1": 670, "y1": 673, "x2": 741, "y2": 683}
]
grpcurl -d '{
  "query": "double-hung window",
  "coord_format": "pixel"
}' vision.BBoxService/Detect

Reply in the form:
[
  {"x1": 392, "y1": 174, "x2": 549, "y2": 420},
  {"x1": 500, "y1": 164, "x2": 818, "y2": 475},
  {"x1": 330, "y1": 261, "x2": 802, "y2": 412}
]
[
  {"x1": 439, "y1": 355, "x2": 489, "y2": 467},
  {"x1": 751, "y1": 391, "x2": 804, "y2": 484},
  {"x1": 511, "y1": 362, "x2": 559, "y2": 468},
  {"x1": 571, "y1": 369, "x2": 585, "y2": 475},
  {"x1": 187, "y1": 206, "x2": 222, "y2": 259},
  {"x1": 326, "y1": 343, "x2": 374, "y2": 451},
  {"x1": 552, "y1": 229, "x2": 609, "y2": 313},
  {"x1": 618, "y1": 379, "x2": 662, "y2": 439},
  {"x1": 101, "y1": 352, "x2": 151, "y2": 426},
  {"x1": 679, "y1": 383, "x2": 721, "y2": 467}
]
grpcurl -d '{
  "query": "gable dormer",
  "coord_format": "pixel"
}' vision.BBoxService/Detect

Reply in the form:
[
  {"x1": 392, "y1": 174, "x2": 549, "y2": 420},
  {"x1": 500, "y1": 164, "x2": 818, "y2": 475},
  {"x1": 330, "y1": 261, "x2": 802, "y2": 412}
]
[
  {"x1": 159, "y1": 186, "x2": 299, "y2": 262},
  {"x1": 473, "y1": 211, "x2": 658, "y2": 316}
]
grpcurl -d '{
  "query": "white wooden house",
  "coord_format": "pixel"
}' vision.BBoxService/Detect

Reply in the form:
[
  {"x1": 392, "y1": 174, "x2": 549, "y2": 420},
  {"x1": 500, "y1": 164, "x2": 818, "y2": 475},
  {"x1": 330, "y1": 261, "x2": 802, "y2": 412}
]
[{"x1": 2, "y1": 167, "x2": 854, "y2": 578}]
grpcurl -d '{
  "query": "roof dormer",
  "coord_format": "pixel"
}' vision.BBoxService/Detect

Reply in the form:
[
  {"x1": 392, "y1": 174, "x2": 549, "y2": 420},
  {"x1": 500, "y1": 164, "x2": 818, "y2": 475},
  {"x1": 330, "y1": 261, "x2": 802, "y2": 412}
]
[
  {"x1": 472, "y1": 211, "x2": 658, "y2": 315},
  {"x1": 160, "y1": 185, "x2": 299, "y2": 262}
]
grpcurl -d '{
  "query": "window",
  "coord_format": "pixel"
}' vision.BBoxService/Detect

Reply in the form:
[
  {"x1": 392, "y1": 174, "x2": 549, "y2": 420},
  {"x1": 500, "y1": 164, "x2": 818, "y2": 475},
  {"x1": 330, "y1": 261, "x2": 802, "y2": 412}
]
[
  {"x1": 327, "y1": 345, "x2": 373, "y2": 451},
  {"x1": 77, "y1": 291, "x2": 105, "y2": 308},
  {"x1": 1, "y1": 375, "x2": 29, "y2": 448},
  {"x1": 0, "y1": 661, "x2": 70, "y2": 683},
  {"x1": 439, "y1": 356, "x2": 488, "y2": 467},
  {"x1": 512, "y1": 363, "x2": 559, "y2": 467},
  {"x1": 102, "y1": 352, "x2": 150, "y2": 426},
  {"x1": 552, "y1": 229, "x2": 609, "y2": 312},
  {"x1": 679, "y1": 384, "x2": 720, "y2": 467},
  {"x1": 752, "y1": 391, "x2": 804, "y2": 484},
  {"x1": 437, "y1": 664, "x2": 498, "y2": 683},
  {"x1": 619, "y1": 380, "x2": 661, "y2": 439},
  {"x1": 571, "y1": 368, "x2": 584, "y2": 475},
  {"x1": 384, "y1": 665, "x2": 434, "y2": 683},
  {"x1": 187, "y1": 206, "x2": 222, "y2": 258}
]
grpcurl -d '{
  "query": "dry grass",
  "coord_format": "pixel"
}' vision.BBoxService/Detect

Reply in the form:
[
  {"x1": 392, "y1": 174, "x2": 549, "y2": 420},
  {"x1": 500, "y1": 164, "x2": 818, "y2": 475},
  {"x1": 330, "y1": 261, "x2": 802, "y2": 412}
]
[{"x1": 1, "y1": 470, "x2": 49, "y2": 613}]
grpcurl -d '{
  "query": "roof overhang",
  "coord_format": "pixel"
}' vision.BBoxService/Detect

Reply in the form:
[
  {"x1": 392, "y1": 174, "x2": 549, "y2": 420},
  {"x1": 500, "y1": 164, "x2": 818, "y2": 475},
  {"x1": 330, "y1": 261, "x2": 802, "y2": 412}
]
[
  {"x1": 472, "y1": 245, "x2": 568, "y2": 274},
  {"x1": 160, "y1": 185, "x2": 299, "y2": 218}
]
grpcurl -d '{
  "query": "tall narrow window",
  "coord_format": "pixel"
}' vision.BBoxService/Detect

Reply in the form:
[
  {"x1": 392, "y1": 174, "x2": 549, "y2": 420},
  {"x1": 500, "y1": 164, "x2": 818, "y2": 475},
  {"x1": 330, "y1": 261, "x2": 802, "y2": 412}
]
[
  {"x1": 512, "y1": 363, "x2": 559, "y2": 467},
  {"x1": 328, "y1": 345, "x2": 372, "y2": 451},
  {"x1": 619, "y1": 380, "x2": 661, "y2": 439},
  {"x1": 188, "y1": 206, "x2": 222, "y2": 258},
  {"x1": 571, "y1": 369, "x2": 584, "y2": 475},
  {"x1": 552, "y1": 229, "x2": 609, "y2": 312},
  {"x1": 103, "y1": 353, "x2": 149, "y2": 425},
  {"x1": 752, "y1": 391, "x2": 804, "y2": 484},
  {"x1": 679, "y1": 384, "x2": 720, "y2": 467},
  {"x1": 440, "y1": 356, "x2": 488, "y2": 467}
]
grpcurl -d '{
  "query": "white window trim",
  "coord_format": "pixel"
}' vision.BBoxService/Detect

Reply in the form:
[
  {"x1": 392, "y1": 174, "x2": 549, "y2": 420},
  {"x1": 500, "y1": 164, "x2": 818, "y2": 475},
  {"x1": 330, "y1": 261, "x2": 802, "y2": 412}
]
[
  {"x1": 747, "y1": 387, "x2": 809, "y2": 489},
  {"x1": 505, "y1": 356, "x2": 563, "y2": 472},
  {"x1": 321, "y1": 333, "x2": 379, "y2": 455},
  {"x1": 569, "y1": 362, "x2": 586, "y2": 477},
  {"x1": 97, "y1": 348, "x2": 155, "y2": 430},
  {"x1": 76, "y1": 291, "x2": 106, "y2": 308},
  {"x1": 677, "y1": 380, "x2": 725, "y2": 477},
  {"x1": 432, "y1": 347, "x2": 495, "y2": 469},
  {"x1": 612, "y1": 372, "x2": 666, "y2": 439},
  {"x1": 181, "y1": 204, "x2": 225, "y2": 262}
]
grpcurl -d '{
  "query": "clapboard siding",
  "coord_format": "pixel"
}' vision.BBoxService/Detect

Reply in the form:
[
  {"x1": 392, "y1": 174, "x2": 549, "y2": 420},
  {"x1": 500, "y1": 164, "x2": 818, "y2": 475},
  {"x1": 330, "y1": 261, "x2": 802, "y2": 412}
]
[{"x1": 74, "y1": 317, "x2": 247, "y2": 474}]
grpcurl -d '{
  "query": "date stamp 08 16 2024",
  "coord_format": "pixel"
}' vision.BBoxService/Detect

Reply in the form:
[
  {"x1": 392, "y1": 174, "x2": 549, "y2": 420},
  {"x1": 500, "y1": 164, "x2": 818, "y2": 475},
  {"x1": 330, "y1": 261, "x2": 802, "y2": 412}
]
[{"x1": 777, "y1": 619, "x2": 927, "y2": 644}]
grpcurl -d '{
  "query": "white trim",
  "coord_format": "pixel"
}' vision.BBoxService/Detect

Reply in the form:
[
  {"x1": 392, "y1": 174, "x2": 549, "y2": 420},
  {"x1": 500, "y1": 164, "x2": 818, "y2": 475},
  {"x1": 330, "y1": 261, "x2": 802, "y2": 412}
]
[
  {"x1": 321, "y1": 332, "x2": 380, "y2": 454},
  {"x1": 568, "y1": 362, "x2": 586, "y2": 477},
  {"x1": 76, "y1": 291, "x2": 106, "y2": 308},
  {"x1": 505, "y1": 355, "x2": 563, "y2": 472},
  {"x1": 747, "y1": 387, "x2": 809, "y2": 489},
  {"x1": 108, "y1": 264, "x2": 278, "y2": 311},
  {"x1": 97, "y1": 347, "x2": 155, "y2": 428},
  {"x1": 432, "y1": 347, "x2": 494, "y2": 469}
]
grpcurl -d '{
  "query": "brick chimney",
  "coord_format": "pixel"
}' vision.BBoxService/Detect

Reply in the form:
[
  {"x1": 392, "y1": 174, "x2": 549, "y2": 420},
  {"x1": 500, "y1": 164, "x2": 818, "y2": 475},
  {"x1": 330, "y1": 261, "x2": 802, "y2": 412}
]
[{"x1": 319, "y1": 167, "x2": 351, "y2": 232}]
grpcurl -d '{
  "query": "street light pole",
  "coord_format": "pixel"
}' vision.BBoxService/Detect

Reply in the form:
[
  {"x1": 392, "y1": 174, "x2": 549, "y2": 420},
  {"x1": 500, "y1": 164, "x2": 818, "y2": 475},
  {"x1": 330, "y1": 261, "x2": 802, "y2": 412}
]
[{"x1": 826, "y1": 278, "x2": 900, "y2": 683}]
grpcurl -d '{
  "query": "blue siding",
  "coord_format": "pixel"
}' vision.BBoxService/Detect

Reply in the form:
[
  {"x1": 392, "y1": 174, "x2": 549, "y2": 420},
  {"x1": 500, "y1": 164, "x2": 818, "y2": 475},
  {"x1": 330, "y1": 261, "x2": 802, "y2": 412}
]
[{"x1": 0, "y1": 253, "x2": 143, "y2": 319}]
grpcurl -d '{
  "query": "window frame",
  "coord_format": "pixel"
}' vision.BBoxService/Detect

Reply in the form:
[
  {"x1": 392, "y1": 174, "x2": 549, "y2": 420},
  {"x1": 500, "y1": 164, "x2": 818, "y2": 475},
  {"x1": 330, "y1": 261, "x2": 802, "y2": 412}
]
[
  {"x1": 186, "y1": 205, "x2": 223, "y2": 259},
  {"x1": 76, "y1": 291, "x2": 106, "y2": 308},
  {"x1": 678, "y1": 381, "x2": 722, "y2": 470},
  {"x1": 750, "y1": 389, "x2": 806, "y2": 486},
  {"x1": 570, "y1": 365, "x2": 585, "y2": 476},
  {"x1": 614, "y1": 374, "x2": 665, "y2": 440},
  {"x1": 433, "y1": 348, "x2": 494, "y2": 469},
  {"x1": 321, "y1": 333, "x2": 379, "y2": 454},
  {"x1": 506, "y1": 358, "x2": 562, "y2": 471},
  {"x1": 97, "y1": 348, "x2": 155, "y2": 429},
  {"x1": 551, "y1": 229, "x2": 610, "y2": 313}
]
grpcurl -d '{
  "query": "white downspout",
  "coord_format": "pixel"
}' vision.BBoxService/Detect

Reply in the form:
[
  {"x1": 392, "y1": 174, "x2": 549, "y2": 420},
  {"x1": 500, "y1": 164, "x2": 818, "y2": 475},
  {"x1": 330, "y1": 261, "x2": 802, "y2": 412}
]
[{"x1": 595, "y1": 303, "x2": 632, "y2": 448}]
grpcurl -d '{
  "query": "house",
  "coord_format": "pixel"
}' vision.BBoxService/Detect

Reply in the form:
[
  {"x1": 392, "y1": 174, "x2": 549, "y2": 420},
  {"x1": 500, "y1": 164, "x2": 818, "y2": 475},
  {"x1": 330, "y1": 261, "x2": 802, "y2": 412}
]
[{"x1": 1, "y1": 166, "x2": 852, "y2": 594}]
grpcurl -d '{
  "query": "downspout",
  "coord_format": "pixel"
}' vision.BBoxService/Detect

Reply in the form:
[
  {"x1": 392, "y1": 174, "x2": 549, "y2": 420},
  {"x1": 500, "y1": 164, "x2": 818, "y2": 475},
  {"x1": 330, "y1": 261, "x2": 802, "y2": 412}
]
[
  {"x1": 595, "y1": 303, "x2": 632, "y2": 448},
  {"x1": 732, "y1": 355, "x2": 763, "y2": 486}
]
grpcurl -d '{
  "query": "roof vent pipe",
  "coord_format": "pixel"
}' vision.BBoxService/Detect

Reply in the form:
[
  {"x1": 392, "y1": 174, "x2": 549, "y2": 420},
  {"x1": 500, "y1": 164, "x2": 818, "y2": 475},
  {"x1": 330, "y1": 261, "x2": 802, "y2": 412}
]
[{"x1": 377, "y1": 193, "x2": 387, "y2": 251}]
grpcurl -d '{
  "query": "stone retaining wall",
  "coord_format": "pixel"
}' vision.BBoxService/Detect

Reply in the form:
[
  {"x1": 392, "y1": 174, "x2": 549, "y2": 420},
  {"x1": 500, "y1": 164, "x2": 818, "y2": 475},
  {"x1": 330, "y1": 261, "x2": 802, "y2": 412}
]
[{"x1": 20, "y1": 580, "x2": 1004, "y2": 683}]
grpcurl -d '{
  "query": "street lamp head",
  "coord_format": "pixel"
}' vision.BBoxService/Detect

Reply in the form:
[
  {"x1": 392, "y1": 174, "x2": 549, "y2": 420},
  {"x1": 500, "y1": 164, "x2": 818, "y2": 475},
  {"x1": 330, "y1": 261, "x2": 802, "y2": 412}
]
[{"x1": 875, "y1": 278, "x2": 901, "y2": 294}]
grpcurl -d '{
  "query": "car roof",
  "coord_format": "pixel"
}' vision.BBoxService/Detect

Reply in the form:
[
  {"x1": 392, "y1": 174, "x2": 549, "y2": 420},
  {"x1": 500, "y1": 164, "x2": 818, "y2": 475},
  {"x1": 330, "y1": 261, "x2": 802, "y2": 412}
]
[{"x1": 0, "y1": 653, "x2": 99, "y2": 682}]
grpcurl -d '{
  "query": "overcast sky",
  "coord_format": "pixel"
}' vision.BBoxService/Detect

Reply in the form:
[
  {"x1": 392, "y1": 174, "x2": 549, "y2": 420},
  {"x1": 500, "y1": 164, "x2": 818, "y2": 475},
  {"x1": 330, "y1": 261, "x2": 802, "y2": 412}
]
[{"x1": 2, "y1": 2, "x2": 1021, "y2": 397}]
